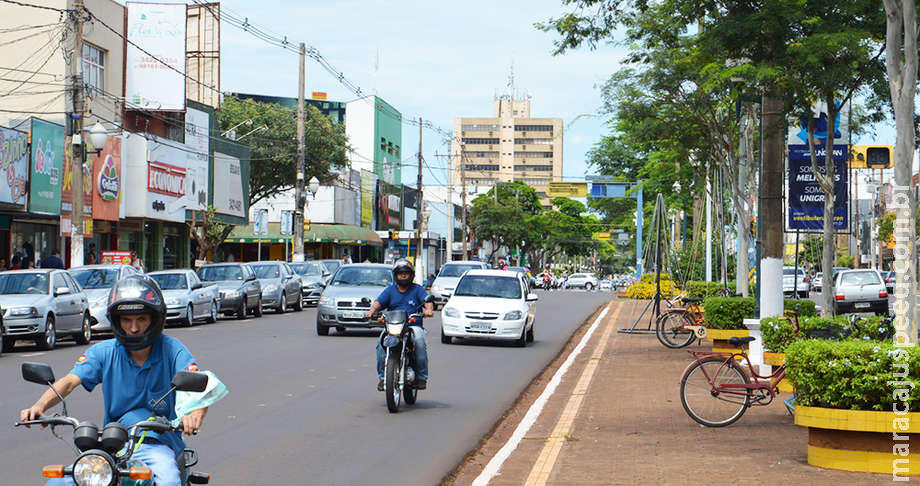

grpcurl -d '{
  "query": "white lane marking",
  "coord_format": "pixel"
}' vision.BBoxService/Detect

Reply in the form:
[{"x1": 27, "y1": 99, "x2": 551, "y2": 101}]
[
  {"x1": 20, "y1": 352, "x2": 46, "y2": 357},
  {"x1": 471, "y1": 304, "x2": 612, "y2": 486}
]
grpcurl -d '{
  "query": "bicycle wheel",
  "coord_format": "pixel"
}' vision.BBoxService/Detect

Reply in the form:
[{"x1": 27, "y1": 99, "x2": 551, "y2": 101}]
[
  {"x1": 680, "y1": 357, "x2": 750, "y2": 427},
  {"x1": 656, "y1": 311, "x2": 696, "y2": 348}
]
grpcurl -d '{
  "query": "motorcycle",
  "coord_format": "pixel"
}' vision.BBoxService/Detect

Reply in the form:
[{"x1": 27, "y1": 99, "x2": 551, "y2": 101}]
[
  {"x1": 15, "y1": 362, "x2": 213, "y2": 485},
  {"x1": 377, "y1": 296, "x2": 434, "y2": 413}
]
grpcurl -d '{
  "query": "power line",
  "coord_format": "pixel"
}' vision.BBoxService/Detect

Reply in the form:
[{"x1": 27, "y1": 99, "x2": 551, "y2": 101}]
[{"x1": 0, "y1": 0, "x2": 69, "y2": 12}]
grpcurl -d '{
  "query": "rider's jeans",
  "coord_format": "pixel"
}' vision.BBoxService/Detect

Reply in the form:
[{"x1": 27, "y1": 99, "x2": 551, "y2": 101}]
[
  {"x1": 45, "y1": 442, "x2": 181, "y2": 486},
  {"x1": 377, "y1": 326, "x2": 428, "y2": 380}
]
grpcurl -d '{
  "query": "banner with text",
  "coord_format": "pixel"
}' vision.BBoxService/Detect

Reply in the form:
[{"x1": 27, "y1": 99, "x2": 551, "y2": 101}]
[{"x1": 787, "y1": 144, "x2": 848, "y2": 230}]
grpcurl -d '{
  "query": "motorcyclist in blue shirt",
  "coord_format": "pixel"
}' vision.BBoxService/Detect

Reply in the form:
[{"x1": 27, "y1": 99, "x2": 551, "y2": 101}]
[
  {"x1": 365, "y1": 259, "x2": 434, "y2": 391},
  {"x1": 20, "y1": 275, "x2": 208, "y2": 486}
]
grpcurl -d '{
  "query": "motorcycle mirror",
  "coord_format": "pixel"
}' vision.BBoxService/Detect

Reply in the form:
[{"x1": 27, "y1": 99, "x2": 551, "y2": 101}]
[
  {"x1": 172, "y1": 371, "x2": 209, "y2": 393},
  {"x1": 22, "y1": 362, "x2": 55, "y2": 385}
]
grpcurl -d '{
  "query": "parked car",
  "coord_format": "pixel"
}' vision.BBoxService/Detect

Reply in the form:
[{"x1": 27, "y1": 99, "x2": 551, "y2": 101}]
[
  {"x1": 782, "y1": 267, "x2": 810, "y2": 298},
  {"x1": 0, "y1": 269, "x2": 90, "y2": 351},
  {"x1": 564, "y1": 273, "x2": 599, "y2": 290},
  {"x1": 148, "y1": 269, "x2": 220, "y2": 326},
  {"x1": 319, "y1": 259, "x2": 343, "y2": 282},
  {"x1": 599, "y1": 280, "x2": 613, "y2": 291},
  {"x1": 196, "y1": 263, "x2": 262, "y2": 319},
  {"x1": 289, "y1": 261, "x2": 329, "y2": 306},
  {"x1": 833, "y1": 269, "x2": 889, "y2": 316},
  {"x1": 249, "y1": 261, "x2": 303, "y2": 313},
  {"x1": 884, "y1": 270, "x2": 896, "y2": 294},
  {"x1": 811, "y1": 272, "x2": 823, "y2": 293},
  {"x1": 507, "y1": 266, "x2": 536, "y2": 290},
  {"x1": 430, "y1": 261, "x2": 490, "y2": 308},
  {"x1": 315, "y1": 263, "x2": 393, "y2": 335},
  {"x1": 440, "y1": 269, "x2": 537, "y2": 346},
  {"x1": 67, "y1": 264, "x2": 140, "y2": 335}
]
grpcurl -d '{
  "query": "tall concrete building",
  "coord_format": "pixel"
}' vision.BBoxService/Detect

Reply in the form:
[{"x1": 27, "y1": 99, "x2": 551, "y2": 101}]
[{"x1": 452, "y1": 96, "x2": 562, "y2": 200}]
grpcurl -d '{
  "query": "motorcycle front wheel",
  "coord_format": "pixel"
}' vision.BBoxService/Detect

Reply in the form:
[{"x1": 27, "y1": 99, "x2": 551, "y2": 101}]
[
  {"x1": 385, "y1": 355, "x2": 402, "y2": 413},
  {"x1": 404, "y1": 362, "x2": 418, "y2": 405}
]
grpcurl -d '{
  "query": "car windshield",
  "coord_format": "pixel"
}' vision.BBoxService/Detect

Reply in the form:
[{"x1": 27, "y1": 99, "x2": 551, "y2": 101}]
[
  {"x1": 0, "y1": 273, "x2": 48, "y2": 294},
  {"x1": 150, "y1": 273, "x2": 187, "y2": 290},
  {"x1": 840, "y1": 271, "x2": 882, "y2": 286},
  {"x1": 438, "y1": 264, "x2": 481, "y2": 278},
  {"x1": 198, "y1": 266, "x2": 243, "y2": 281},
  {"x1": 250, "y1": 264, "x2": 280, "y2": 279},
  {"x1": 330, "y1": 267, "x2": 393, "y2": 287},
  {"x1": 290, "y1": 262, "x2": 324, "y2": 276},
  {"x1": 453, "y1": 275, "x2": 522, "y2": 299},
  {"x1": 322, "y1": 261, "x2": 342, "y2": 274},
  {"x1": 815, "y1": 273, "x2": 822, "y2": 279},
  {"x1": 69, "y1": 268, "x2": 119, "y2": 289}
]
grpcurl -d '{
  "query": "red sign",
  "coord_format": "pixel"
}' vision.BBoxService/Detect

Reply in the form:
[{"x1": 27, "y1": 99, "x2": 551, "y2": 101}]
[
  {"x1": 147, "y1": 161, "x2": 186, "y2": 197},
  {"x1": 101, "y1": 250, "x2": 132, "y2": 265}
]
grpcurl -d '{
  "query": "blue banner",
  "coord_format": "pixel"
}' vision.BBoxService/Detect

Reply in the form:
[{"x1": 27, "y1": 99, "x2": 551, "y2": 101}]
[{"x1": 787, "y1": 144, "x2": 848, "y2": 230}]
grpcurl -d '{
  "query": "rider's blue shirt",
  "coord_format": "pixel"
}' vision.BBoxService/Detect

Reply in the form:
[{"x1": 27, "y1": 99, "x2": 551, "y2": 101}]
[
  {"x1": 71, "y1": 334, "x2": 197, "y2": 457},
  {"x1": 375, "y1": 283, "x2": 429, "y2": 328}
]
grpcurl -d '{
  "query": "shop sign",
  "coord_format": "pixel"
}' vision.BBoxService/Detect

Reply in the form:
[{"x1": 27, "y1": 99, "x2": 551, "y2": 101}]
[
  {"x1": 0, "y1": 126, "x2": 28, "y2": 206},
  {"x1": 101, "y1": 250, "x2": 132, "y2": 265},
  {"x1": 148, "y1": 161, "x2": 186, "y2": 197},
  {"x1": 28, "y1": 118, "x2": 63, "y2": 215},
  {"x1": 97, "y1": 151, "x2": 119, "y2": 201}
]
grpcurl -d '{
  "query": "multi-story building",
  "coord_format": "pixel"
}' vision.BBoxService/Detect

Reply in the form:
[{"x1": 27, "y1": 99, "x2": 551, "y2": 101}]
[
  {"x1": 346, "y1": 95, "x2": 403, "y2": 186},
  {"x1": 226, "y1": 92, "x2": 346, "y2": 125},
  {"x1": 452, "y1": 96, "x2": 563, "y2": 201}
]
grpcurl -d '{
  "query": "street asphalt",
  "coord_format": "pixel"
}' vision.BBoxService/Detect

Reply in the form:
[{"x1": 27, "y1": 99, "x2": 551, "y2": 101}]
[{"x1": 0, "y1": 289, "x2": 611, "y2": 485}]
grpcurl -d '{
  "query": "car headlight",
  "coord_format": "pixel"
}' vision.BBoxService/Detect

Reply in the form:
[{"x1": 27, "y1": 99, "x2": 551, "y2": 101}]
[
  {"x1": 304, "y1": 282, "x2": 320, "y2": 289},
  {"x1": 73, "y1": 453, "x2": 114, "y2": 486},
  {"x1": 166, "y1": 298, "x2": 181, "y2": 306},
  {"x1": 431, "y1": 285, "x2": 440, "y2": 292},
  {"x1": 263, "y1": 284, "x2": 279, "y2": 294},
  {"x1": 319, "y1": 296, "x2": 333, "y2": 305},
  {"x1": 443, "y1": 306, "x2": 460, "y2": 318},
  {"x1": 6, "y1": 306, "x2": 38, "y2": 318},
  {"x1": 504, "y1": 310, "x2": 523, "y2": 320},
  {"x1": 221, "y1": 290, "x2": 239, "y2": 299}
]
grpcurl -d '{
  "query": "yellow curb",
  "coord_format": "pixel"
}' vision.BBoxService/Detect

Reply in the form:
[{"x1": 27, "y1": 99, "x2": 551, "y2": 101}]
[
  {"x1": 795, "y1": 405, "x2": 920, "y2": 433},
  {"x1": 524, "y1": 301, "x2": 622, "y2": 486},
  {"x1": 808, "y1": 445, "x2": 920, "y2": 475}
]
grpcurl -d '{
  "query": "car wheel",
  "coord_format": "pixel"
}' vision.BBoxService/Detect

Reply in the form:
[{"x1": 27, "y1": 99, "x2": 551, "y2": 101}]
[
  {"x1": 183, "y1": 304, "x2": 195, "y2": 327},
  {"x1": 2, "y1": 336, "x2": 14, "y2": 352},
  {"x1": 237, "y1": 298, "x2": 248, "y2": 320},
  {"x1": 316, "y1": 317, "x2": 329, "y2": 336},
  {"x1": 75, "y1": 313, "x2": 92, "y2": 345},
  {"x1": 294, "y1": 291, "x2": 304, "y2": 312},
  {"x1": 440, "y1": 326, "x2": 451, "y2": 344},
  {"x1": 252, "y1": 296, "x2": 263, "y2": 317},
  {"x1": 526, "y1": 323, "x2": 534, "y2": 343},
  {"x1": 38, "y1": 316, "x2": 56, "y2": 350},
  {"x1": 336, "y1": 326, "x2": 346, "y2": 334},
  {"x1": 585, "y1": 283, "x2": 594, "y2": 291},
  {"x1": 515, "y1": 325, "x2": 527, "y2": 348},
  {"x1": 207, "y1": 300, "x2": 218, "y2": 323},
  {"x1": 277, "y1": 293, "x2": 286, "y2": 314}
]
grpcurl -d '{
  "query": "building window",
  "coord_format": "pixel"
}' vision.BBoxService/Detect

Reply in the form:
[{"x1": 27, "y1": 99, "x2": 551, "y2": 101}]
[
  {"x1": 514, "y1": 125, "x2": 553, "y2": 132},
  {"x1": 387, "y1": 141, "x2": 394, "y2": 155},
  {"x1": 464, "y1": 164, "x2": 499, "y2": 171},
  {"x1": 461, "y1": 124, "x2": 499, "y2": 131},
  {"x1": 380, "y1": 137, "x2": 387, "y2": 151},
  {"x1": 461, "y1": 137, "x2": 500, "y2": 145},
  {"x1": 82, "y1": 43, "x2": 105, "y2": 95},
  {"x1": 514, "y1": 138, "x2": 553, "y2": 145},
  {"x1": 514, "y1": 151, "x2": 553, "y2": 158},
  {"x1": 516, "y1": 165, "x2": 553, "y2": 172}
]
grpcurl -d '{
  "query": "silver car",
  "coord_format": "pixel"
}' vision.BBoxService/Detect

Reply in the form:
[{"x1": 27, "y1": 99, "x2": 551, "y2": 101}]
[
  {"x1": 430, "y1": 261, "x2": 490, "y2": 308},
  {"x1": 68, "y1": 264, "x2": 140, "y2": 335},
  {"x1": 782, "y1": 266, "x2": 810, "y2": 298},
  {"x1": 197, "y1": 263, "x2": 263, "y2": 319},
  {"x1": 833, "y1": 269, "x2": 889, "y2": 316},
  {"x1": 564, "y1": 273, "x2": 599, "y2": 290},
  {"x1": 289, "y1": 261, "x2": 328, "y2": 306},
  {"x1": 316, "y1": 263, "x2": 393, "y2": 335},
  {"x1": 249, "y1": 261, "x2": 303, "y2": 313},
  {"x1": 148, "y1": 270, "x2": 221, "y2": 326},
  {"x1": 0, "y1": 269, "x2": 90, "y2": 351}
]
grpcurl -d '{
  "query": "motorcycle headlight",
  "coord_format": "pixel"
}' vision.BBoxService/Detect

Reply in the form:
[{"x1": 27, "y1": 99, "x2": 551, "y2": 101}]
[
  {"x1": 504, "y1": 310, "x2": 523, "y2": 320},
  {"x1": 73, "y1": 453, "x2": 113, "y2": 486},
  {"x1": 6, "y1": 306, "x2": 38, "y2": 318},
  {"x1": 443, "y1": 306, "x2": 460, "y2": 318},
  {"x1": 387, "y1": 322, "x2": 405, "y2": 336}
]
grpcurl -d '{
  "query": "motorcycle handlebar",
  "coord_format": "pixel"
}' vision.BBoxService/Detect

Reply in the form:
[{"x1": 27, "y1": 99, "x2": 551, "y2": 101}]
[{"x1": 15, "y1": 416, "x2": 79, "y2": 428}]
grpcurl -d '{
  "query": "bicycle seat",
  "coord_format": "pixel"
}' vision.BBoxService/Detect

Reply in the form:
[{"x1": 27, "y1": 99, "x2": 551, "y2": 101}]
[
  {"x1": 728, "y1": 336, "x2": 756, "y2": 346},
  {"x1": 680, "y1": 297, "x2": 702, "y2": 304}
]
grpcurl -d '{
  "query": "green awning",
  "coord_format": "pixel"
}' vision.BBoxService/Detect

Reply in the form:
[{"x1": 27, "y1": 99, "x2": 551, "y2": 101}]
[{"x1": 226, "y1": 222, "x2": 383, "y2": 245}]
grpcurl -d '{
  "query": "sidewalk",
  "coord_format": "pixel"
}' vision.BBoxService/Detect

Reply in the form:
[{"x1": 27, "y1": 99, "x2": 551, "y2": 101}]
[{"x1": 447, "y1": 299, "x2": 892, "y2": 486}]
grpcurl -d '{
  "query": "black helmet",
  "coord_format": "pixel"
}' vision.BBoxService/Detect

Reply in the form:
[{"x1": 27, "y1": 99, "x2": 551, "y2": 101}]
[
  {"x1": 392, "y1": 259, "x2": 414, "y2": 286},
  {"x1": 106, "y1": 275, "x2": 166, "y2": 350}
]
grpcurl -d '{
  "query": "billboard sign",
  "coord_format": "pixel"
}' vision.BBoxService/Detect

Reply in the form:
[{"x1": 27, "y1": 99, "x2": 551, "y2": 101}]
[
  {"x1": 787, "y1": 102, "x2": 849, "y2": 146},
  {"x1": 92, "y1": 136, "x2": 122, "y2": 221},
  {"x1": 360, "y1": 169, "x2": 376, "y2": 229},
  {"x1": 0, "y1": 125, "x2": 28, "y2": 206},
  {"x1": 28, "y1": 118, "x2": 63, "y2": 215},
  {"x1": 126, "y1": 2, "x2": 187, "y2": 111},
  {"x1": 787, "y1": 144, "x2": 848, "y2": 230},
  {"x1": 213, "y1": 152, "x2": 244, "y2": 218}
]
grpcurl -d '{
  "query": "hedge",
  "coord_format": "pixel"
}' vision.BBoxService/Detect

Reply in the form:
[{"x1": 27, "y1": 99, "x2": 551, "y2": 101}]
[
  {"x1": 702, "y1": 297, "x2": 755, "y2": 330},
  {"x1": 783, "y1": 299, "x2": 817, "y2": 317},
  {"x1": 761, "y1": 315, "x2": 893, "y2": 353},
  {"x1": 786, "y1": 339, "x2": 920, "y2": 411},
  {"x1": 686, "y1": 281, "x2": 737, "y2": 299}
]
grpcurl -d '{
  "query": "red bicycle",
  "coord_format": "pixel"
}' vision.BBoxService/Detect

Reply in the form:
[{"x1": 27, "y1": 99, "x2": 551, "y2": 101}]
[{"x1": 678, "y1": 311, "x2": 800, "y2": 427}]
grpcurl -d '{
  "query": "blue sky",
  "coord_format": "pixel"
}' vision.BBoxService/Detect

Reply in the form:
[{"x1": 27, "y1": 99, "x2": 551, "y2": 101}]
[{"x1": 216, "y1": 0, "x2": 626, "y2": 188}]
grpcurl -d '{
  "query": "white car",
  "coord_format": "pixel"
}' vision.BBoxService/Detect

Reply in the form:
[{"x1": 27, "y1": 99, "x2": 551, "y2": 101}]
[
  {"x1": 440, "y1": 269, "x2": 538, "y2": 346},
  {"x1": 68, "y1": 264, "x2": 141, "y2": 335},
  {"x1": 599, "y1": 280, "x2": 612, "y2": 291},
  {"x1": 429, "y1": 261, "x2": 490, "y2": 308},
  {"x1": 564, "y1": 273, "x2": 599, "y2": 290}
]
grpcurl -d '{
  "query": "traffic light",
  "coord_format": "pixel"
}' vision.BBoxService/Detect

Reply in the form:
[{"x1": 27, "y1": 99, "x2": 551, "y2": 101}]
[{"x1": 849, "y1": 145, "x2": 893, "y2": 169}]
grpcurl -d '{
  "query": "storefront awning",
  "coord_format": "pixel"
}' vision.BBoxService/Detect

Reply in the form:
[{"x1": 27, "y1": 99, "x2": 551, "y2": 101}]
[{"x1": 226, "y1": 222, "x2": 383, "y2": 245}]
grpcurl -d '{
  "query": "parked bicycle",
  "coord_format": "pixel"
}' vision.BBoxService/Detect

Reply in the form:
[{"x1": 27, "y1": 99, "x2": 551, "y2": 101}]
[
  {"x1": 678, "y1": 311, "x2": 800, "y2": 427},
  {"x1": 655, "y1": 295, "x2": 704, "y2": 349}
]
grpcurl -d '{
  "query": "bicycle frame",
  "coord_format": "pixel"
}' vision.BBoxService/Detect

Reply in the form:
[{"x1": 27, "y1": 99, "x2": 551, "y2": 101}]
[{"x1": 683, "y1": 350, "x2": 787, "y2": 402}]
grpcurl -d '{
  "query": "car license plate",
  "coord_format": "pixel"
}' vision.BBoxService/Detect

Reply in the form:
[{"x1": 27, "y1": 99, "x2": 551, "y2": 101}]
[
  {"x1": 854, "y1": 302, "x2": 870, "y2": 309},
  {"x1": 470, "y1": 321, "x2": 492, "y2": 331},
  {"x1": 343, "y1": 311, "x2": 366, "y2": 319}
]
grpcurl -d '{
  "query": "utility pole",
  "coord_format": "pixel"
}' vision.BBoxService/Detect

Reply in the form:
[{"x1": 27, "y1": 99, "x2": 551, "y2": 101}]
[
  {"x1": 293, "y1": 43, "x2": 306, "y2": 262},
  {"x1": 69, "y1": 1, "x2": 85, "y2": 268},
  {"x1": 705, "y1": 172, "x2": 712, "y2": 281},
  {"x1": 416, "y1": 118, "x2": 423, "y2": 283},
  {"x1": 445, "y1": 150, "x2": 453, "y2": 263},
  {"x1": 759, "y1": 87, "x2": 785, "y2": 318},
  {"x1": 461, "y1": 148, "x2": 468, "y2": 259}
]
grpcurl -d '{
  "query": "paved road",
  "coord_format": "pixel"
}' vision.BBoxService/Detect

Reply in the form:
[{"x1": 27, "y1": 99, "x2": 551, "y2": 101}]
[{"x1": 0, "y1": 289, "x2": 611, "y2": 485}]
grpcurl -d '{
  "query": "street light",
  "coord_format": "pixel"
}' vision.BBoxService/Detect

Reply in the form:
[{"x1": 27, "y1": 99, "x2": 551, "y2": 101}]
[
  {"x1": 309, "y1": 176, "x2": 320, "y2": 197},
  {"x1": 220, "y1": 118, "x2": 252, "y2": 139},
  {"x1": 88, "y1": 122, "x2": 107, "y2": 151}
]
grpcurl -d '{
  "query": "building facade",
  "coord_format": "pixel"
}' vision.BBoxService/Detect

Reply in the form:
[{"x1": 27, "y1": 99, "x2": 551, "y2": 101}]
[
  {"x1": 346, "y1": 96, "x2": 402, "y2": 186},
  {"x1": 452, "y1": 97, "x2": 563, "y2": 201}
]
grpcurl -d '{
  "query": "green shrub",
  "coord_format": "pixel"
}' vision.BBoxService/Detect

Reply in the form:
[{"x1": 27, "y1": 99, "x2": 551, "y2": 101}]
[
  {"x1": 761, "y1": 315, "x2": 892, "y2": 353},
  {"x1": 702, "y1": 297, "x2": 755, "y2": 330},
  {"x1": 686, "y1": 281, "x2": 737, "y2": 299},
  {"x1": 786, "y1": 339, "x2": 920, "y2": 411},
  {"x1": 783, "y1": 299, "x2": 817, "y2": 317}
]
